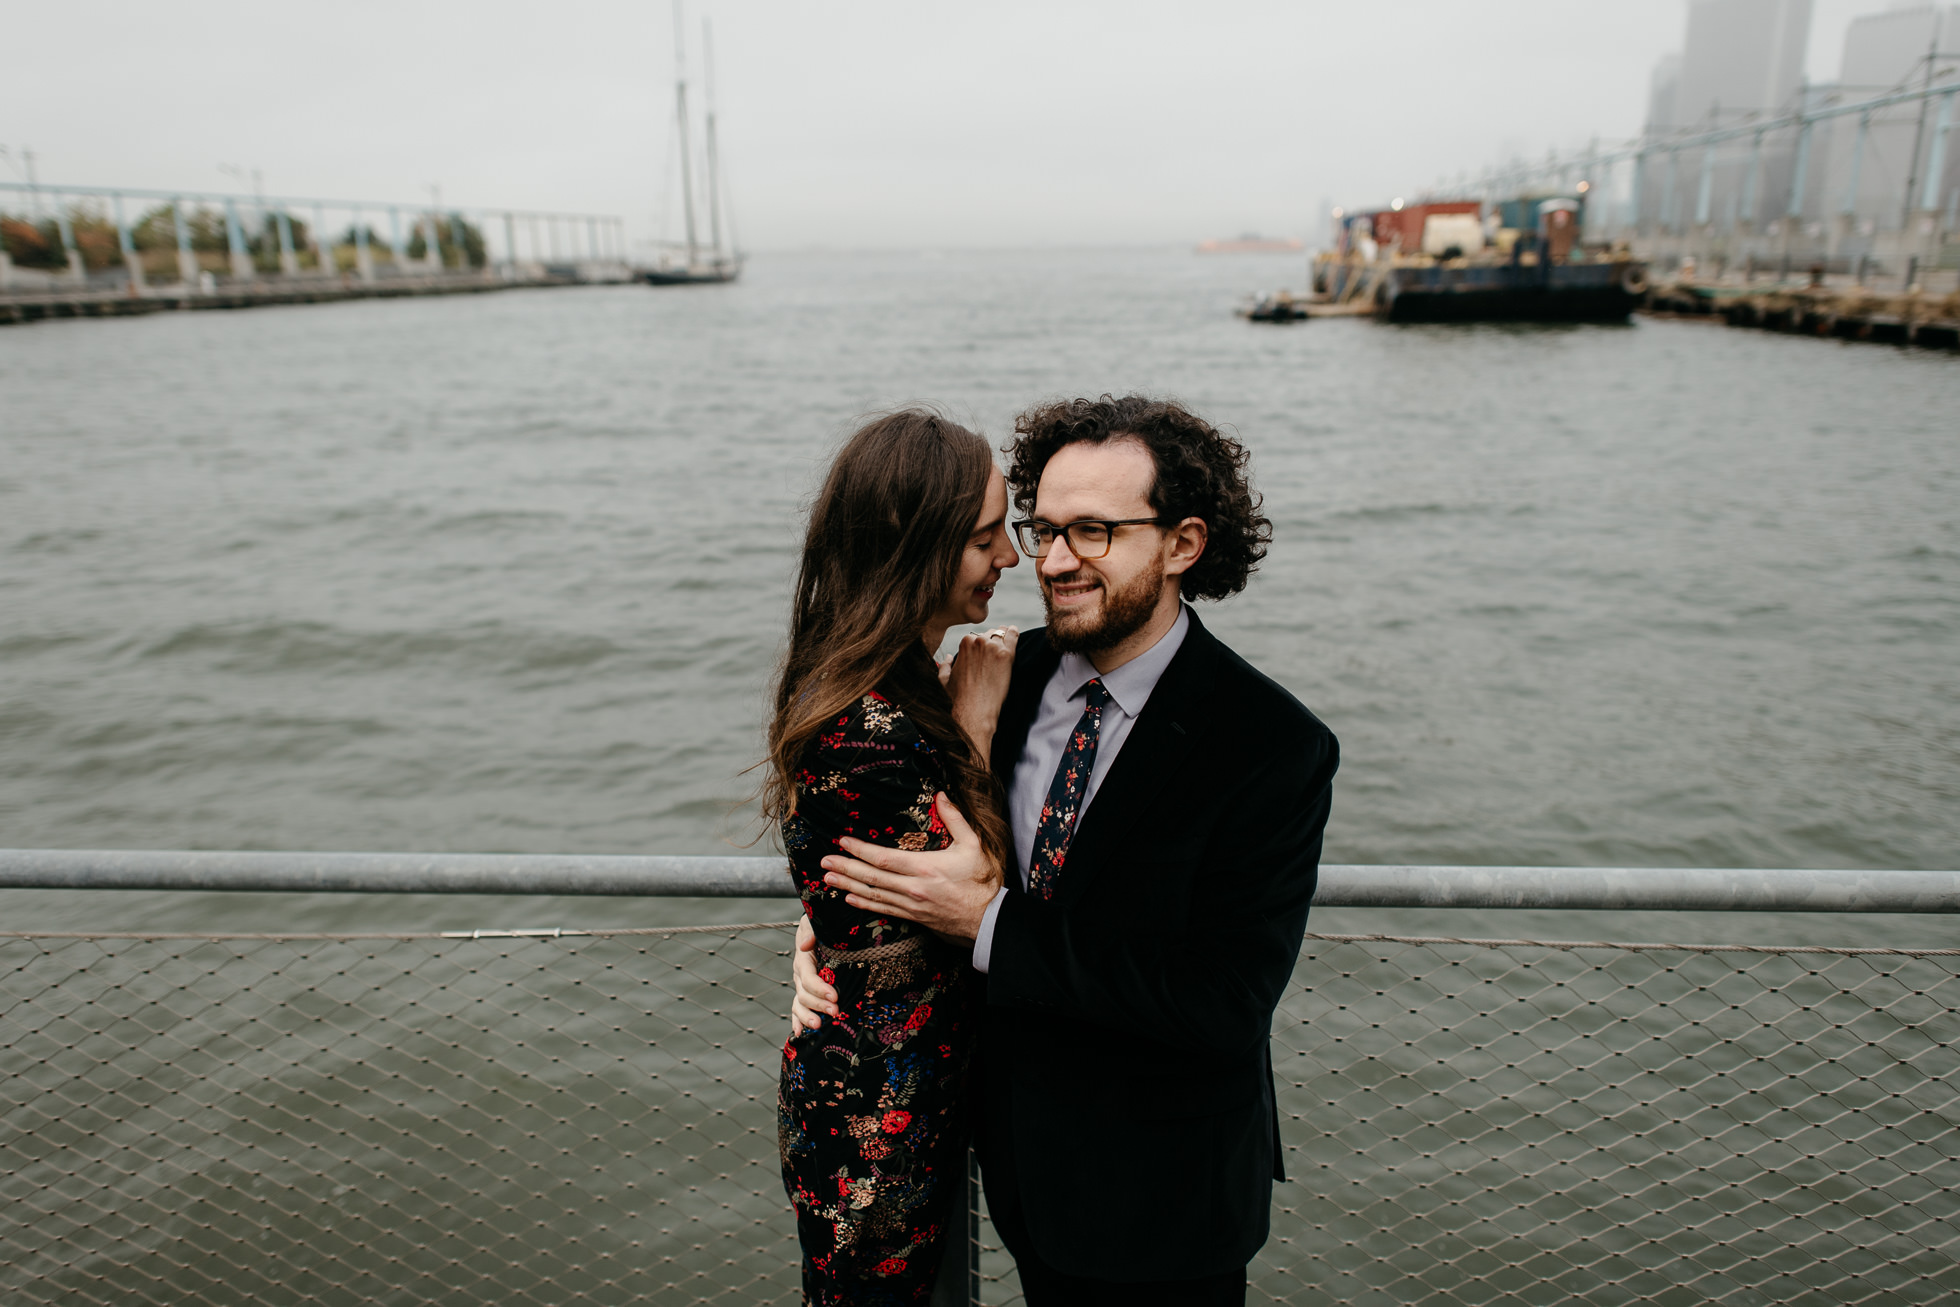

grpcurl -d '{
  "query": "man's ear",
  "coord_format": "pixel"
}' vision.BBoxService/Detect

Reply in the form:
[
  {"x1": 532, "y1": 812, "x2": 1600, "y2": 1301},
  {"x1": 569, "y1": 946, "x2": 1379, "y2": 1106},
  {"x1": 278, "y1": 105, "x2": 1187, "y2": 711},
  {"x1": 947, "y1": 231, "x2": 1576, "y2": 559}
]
[{"x1": 1162, "y1": 517, "x2": 1208, "y2": 578}]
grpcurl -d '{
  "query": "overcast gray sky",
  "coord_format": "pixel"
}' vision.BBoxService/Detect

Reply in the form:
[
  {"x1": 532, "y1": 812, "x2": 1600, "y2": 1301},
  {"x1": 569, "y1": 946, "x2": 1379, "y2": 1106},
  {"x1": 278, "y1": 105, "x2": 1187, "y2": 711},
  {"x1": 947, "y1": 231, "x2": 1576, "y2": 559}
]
[{"x1": 0, "y1": 1, "x2": 1909, "y2": 251}]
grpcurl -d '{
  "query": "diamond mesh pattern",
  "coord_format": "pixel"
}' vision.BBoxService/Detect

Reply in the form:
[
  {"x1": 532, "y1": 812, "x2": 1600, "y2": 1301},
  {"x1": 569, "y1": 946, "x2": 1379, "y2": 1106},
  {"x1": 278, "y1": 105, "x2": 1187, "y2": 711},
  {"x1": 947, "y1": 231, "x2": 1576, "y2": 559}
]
[{"x1": 3, "y1": 925, "x2": 1955, "y2": 1305}]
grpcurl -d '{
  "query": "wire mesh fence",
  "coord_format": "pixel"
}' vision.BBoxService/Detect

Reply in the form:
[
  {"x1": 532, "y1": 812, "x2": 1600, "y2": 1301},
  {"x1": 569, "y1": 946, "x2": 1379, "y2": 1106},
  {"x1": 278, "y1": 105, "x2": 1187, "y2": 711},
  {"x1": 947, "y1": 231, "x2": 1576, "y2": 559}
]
[{"x1": 3, "y1": 922, "x2": 1956, "y2": 1305}]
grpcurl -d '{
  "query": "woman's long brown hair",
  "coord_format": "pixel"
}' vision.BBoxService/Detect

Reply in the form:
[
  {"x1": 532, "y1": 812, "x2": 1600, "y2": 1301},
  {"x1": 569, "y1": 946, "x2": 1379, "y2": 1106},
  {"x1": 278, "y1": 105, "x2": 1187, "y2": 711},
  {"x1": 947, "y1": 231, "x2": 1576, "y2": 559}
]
[{"x1": 764, "y1": 409, "x2": 1011, "y2": 873}]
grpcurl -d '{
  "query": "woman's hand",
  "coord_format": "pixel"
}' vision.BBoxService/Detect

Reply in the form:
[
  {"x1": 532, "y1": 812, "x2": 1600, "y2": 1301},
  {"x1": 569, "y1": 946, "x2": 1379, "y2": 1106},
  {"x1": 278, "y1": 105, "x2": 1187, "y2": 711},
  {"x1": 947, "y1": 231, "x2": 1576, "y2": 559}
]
[
  {"x1": 788, "y1": 916, "x2": 839, "y2": 1034},
  {"x1": 944, "y1": 626, "x2": 1017, "y2": 755}
]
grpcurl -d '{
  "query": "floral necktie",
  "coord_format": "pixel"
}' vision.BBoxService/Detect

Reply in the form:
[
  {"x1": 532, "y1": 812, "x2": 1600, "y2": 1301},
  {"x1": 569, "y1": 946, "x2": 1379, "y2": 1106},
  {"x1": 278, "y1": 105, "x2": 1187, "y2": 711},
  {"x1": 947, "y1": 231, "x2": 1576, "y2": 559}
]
[{"x1": 1027, "y1": 679, "x2": 1109, "y2": 900}]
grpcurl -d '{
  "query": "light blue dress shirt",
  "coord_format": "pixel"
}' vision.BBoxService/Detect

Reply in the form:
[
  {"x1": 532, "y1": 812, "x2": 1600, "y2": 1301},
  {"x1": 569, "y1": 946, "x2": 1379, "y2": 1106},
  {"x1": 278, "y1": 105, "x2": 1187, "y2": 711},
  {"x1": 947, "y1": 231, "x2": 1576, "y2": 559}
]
[{"x1": 971, "y1": 604, "x2": 1190, "y2": 973}]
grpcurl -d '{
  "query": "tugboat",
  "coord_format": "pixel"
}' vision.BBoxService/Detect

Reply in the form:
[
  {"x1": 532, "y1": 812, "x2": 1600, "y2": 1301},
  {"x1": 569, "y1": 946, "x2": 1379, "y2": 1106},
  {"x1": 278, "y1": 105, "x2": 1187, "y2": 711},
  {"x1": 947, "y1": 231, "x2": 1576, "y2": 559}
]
[
  {"x1": 1239, "y1": 290, "x2": 1309, "y2": 322},
  {"x1": 642, "y1": 2, "x2": 742, "y2": 287},
  {"x1": 1311, "y1": 195, "x2": 1646, "y2": 322}
]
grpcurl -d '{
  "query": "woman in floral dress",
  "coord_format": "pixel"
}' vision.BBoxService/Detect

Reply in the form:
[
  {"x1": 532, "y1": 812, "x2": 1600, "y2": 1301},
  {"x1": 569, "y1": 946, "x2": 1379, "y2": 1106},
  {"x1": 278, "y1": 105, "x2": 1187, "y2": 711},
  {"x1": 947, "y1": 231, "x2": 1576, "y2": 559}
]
[{"x1": 764, "y1": 409, "x2": 1020, "y2": 1305}]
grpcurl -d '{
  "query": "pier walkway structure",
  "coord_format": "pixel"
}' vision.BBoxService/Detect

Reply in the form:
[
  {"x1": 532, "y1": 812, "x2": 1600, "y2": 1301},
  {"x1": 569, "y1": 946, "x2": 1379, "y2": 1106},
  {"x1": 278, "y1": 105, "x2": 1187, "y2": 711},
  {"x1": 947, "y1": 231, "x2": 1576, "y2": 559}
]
[
  {"x1": 0, "y1": 180, "x2": 634, "y2": 324},
  {"x1": 2, "y1": 851, "x2": 1956, "y2": 1305},
  {"x1": 1413, "y1": 76, "x2": 1960, "y2": 291}
]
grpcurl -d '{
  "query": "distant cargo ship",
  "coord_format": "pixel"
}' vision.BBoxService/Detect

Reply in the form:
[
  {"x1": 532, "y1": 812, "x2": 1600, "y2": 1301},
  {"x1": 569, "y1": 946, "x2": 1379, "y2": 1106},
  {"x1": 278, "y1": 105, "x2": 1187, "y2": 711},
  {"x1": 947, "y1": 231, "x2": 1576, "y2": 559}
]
[
  {"x1": 1198, "y1": 234, "x2": 1304, "y2": 254},
  {"x1": 1308, "y1": 195, "x2": 1647, "y2": 323}
]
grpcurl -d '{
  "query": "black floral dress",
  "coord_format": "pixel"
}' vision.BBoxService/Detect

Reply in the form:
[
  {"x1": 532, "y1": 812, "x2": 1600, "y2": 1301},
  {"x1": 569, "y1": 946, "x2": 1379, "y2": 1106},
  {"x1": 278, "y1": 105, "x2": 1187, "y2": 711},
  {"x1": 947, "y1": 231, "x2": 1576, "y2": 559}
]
[{"x1": 779, "y1": 691, "x2": 975, "y2": 1307}]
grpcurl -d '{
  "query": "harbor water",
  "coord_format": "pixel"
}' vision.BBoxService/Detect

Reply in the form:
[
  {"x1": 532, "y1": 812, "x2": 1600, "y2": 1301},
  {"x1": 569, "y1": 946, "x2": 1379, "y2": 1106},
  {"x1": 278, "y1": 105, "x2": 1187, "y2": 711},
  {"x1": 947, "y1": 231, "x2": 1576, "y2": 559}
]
[{"x1": 2, "y1": 247, "x2": 1957, "y2": 944}]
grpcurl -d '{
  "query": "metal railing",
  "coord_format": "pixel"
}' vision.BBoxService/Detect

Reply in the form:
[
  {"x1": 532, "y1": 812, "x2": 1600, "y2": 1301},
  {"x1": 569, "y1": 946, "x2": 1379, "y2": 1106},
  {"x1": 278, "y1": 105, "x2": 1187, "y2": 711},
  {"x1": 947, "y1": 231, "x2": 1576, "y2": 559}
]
[
  {"x1": 3, "y1": 852, "x2": 1957, "y2": 1305},
  {"x1": 5, "y1": 849, "x2": 1957, "y2": 912}
]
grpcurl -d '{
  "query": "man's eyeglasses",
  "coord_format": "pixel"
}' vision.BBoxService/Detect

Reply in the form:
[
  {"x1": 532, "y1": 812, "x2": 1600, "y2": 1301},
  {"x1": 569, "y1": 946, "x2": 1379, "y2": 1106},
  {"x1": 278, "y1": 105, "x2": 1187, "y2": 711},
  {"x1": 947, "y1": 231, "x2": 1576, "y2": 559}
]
[{"x1": 1013, "y1": 518, "x2": 1174, "y2": 560}]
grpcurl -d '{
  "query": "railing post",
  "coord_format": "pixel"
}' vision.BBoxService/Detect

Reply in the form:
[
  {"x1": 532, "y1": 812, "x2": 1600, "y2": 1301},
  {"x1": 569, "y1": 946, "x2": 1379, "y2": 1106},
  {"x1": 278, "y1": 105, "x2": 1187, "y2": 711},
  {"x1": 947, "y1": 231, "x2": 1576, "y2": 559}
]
[
  {"x1": 173, "y1": 198, "x2": 197, "y2": 288},
  {"x1": 1919, "y1": 88, "x2": 1954, "y2": 213},
  {"x1": 113, "y1": 192, "x2": 145, "y2": 293},
  {"x1": 1787, "y1": 117, "x2": 1813, "y2": 222},
  {"x1": 223, "y1": 197, "x2": 253, "y2": 281},
  {"x1": 1628, "y1": 151, "x2": 1646, "y2": 235},
  {"x1": 275, "y1": 209, "x2": 299, "y2": 277},
  {"x1": 353, "y1": 210, "x2": 375, "y2": 282},
  {"x1": 928, "y1": 1148, "x2": 981, "y2": 1307},
  {"x1": 54, "y1": 199, "x2": 86, "y2": 286},
  {"x1": 314, "y1": 204, "x2": 334, "y2": 277},
  {"x1": 1740, "y1": 128, "x2": 1764, "y2": 234},
  {"x1": 1661, "y1": 147, "x2": 1679, "y2": 235},
  {"x1": 388, "y1": 206, "x2": 407, "y2": 272},
  {"x1": 967, "y1": 1151, "x2": 981, "y2": 1307},
  {"x1": 1694, "y1": 145, "x2": 1715, "y2": 228}
]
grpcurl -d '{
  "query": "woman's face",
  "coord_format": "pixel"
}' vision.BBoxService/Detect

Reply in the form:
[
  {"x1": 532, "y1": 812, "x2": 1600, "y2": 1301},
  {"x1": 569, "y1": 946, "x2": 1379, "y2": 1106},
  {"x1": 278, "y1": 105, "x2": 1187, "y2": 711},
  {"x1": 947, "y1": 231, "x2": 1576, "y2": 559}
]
[{"x1": 930, "y1": 465, "x2": 1019, "y2": 633}]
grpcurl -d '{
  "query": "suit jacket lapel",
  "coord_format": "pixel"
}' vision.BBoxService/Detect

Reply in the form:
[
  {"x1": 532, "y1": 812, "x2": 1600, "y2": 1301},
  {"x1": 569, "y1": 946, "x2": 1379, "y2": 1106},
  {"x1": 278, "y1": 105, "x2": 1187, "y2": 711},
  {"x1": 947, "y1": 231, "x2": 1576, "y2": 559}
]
[{"x1": 994, "y1": 630, "x2": 1059, "y2": 879}]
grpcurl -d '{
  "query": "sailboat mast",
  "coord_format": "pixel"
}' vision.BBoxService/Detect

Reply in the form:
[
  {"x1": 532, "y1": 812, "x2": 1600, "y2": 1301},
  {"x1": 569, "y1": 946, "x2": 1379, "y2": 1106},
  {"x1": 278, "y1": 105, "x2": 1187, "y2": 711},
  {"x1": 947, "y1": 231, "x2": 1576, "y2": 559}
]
[
  {"x1": 672, "y1": 0, "x2": 700, "y2": 265},
  {"x1": 703, "y1": 17, "x2": 725, "y2": 261}
]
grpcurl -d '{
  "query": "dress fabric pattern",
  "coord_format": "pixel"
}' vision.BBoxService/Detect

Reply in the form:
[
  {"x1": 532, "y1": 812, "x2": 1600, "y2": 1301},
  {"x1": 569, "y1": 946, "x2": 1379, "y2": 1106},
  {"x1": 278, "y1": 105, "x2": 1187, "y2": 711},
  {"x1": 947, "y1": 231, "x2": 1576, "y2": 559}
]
[{"x1": 779, "y1": 692, "x2": 973, "y2": 1306}]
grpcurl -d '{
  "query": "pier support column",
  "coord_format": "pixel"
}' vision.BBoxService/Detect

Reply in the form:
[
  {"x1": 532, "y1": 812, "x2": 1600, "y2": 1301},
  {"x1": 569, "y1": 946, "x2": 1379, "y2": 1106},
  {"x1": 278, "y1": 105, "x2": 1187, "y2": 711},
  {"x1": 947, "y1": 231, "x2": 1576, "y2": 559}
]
[
  {"x1": 54, "y1": 203, "x2": 86, "y2": 286},
  {"x1": 275, "y1": 210, "x2": 299, "y2": 277},
  {"x1": 503, "y1": 212, "x2": 518, "y2": 277},
  {"x1": 1627, "y1": 152, "x2": 1646, "y2": 236},
  {"x1": 1786, "y1": 119, "x2": 1814, "y2": 270},
  {"x1": 113, "y1": 192, "x2": 146, "y2": 294},
  {"x1": 424, "y1": 213, "x2": 444, "y2": 272},
  {"x1": 173, "y1": 198, "x2": 198, "y2": 288},
  {"x1": 224, "y1": 199, "x2": 254, "y2": 281},
  {"x1": 1838, "y1": 112, "x2": 1870, "y2": 262},
  {"x1": 1660, "y1": 149, "x2": 1680, "y2": 239},
  {"x1": 1739, "y1": 129, "x2": 1765, "y2": 254},
  {"x1": 353, "y1": 214, "x2": 375, "y2": 283},
  {"x1": 1918, "y1": 89, "x2": 1954, "y2": 228}
]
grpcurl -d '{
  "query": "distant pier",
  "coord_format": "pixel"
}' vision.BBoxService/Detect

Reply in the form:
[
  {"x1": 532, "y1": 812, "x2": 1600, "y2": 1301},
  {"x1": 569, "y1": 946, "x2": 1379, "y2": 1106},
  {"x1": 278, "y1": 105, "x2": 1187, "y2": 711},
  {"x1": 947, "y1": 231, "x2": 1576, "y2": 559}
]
[
  {"x1": 1644, "y1": 279, "x2": 1960, "y2": 351},
  {"x1": 0, "y1": 268, "x2": 631, "y2": 326},
  {"x1": 1, "y1": 178, "x2": 636, "y2": 327}
]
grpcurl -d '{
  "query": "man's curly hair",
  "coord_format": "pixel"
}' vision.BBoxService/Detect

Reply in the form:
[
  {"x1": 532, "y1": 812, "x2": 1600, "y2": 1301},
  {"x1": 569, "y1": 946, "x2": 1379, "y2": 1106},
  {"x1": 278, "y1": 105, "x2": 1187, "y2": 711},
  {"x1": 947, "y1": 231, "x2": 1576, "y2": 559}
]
[{"x1": 1005, "y1": 395, "x2": 1272, "y2": 601}]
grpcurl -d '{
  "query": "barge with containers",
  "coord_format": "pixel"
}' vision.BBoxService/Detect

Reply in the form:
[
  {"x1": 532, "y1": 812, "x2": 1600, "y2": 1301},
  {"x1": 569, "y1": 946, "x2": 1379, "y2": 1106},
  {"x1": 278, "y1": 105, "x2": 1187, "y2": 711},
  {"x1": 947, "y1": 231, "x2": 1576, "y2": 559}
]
[{"x1": 1311, "y1": 195, "x2": 1647, "y2": 323}]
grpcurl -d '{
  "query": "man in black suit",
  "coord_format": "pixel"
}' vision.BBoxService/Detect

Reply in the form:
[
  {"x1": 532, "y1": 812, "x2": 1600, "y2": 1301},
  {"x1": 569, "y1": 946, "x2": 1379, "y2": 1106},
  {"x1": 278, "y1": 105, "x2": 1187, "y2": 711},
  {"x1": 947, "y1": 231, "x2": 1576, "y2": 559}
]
[{"x1": 804, "y1": 394, "x2": 1338, "y2": 1305}]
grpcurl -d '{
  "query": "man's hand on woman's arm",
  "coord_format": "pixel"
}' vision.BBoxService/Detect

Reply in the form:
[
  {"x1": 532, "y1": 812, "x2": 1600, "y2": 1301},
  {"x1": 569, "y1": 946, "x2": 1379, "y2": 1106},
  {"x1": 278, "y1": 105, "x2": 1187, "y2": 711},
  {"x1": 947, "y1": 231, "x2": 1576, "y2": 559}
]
[{"x1": 820, "y1": 793, "x2": 1001, "y2": 946}]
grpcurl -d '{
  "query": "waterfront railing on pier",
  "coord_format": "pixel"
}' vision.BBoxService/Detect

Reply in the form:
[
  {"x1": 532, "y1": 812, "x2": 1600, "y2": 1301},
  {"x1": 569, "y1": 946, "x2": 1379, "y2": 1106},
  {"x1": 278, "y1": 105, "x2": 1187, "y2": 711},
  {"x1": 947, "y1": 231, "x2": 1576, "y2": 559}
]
[
  {"x1": 2, "y1": 853, "x2": 1955, "y2": 1306},
  {"x1": 0, "y1": 180, "x2": 628, "y2": 300}
]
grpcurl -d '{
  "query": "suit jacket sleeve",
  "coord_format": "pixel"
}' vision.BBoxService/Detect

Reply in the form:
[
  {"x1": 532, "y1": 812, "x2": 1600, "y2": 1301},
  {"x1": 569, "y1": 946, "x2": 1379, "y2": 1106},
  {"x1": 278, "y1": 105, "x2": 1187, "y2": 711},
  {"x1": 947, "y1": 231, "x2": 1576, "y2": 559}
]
[{"x1": 986, "y1": 721, "x2": 1337, "y2": 1058}]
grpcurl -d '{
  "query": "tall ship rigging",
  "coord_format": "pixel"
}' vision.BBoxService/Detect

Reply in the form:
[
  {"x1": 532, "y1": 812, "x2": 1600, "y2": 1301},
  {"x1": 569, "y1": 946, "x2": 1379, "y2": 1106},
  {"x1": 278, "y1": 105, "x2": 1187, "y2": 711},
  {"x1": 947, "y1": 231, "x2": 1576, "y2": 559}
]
[{"x1": 643, "y1": 2, "x2": 742, "y2": 286}]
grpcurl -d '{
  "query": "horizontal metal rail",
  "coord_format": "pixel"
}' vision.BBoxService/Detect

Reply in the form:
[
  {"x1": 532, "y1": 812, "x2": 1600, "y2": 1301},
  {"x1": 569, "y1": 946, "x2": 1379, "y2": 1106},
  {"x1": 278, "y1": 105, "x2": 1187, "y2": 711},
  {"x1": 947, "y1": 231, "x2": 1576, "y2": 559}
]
[
  {"x1": 1434, "y1": 74, "x2": 1960, "y2": 201},
  {"x1": 0, "y1": 180, "x2": 614, "y2": 225},
  {"x1": 1, "y1": 850, "x2": 1955, "y2": 912}
]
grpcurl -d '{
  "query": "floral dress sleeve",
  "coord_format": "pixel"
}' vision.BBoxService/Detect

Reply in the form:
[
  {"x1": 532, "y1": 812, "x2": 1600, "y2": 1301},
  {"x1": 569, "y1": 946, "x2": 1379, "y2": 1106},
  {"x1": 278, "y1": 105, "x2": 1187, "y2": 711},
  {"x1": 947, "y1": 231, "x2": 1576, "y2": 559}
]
[{"x1": 783, "y1": 691, "x2": 951, "y2": 953}]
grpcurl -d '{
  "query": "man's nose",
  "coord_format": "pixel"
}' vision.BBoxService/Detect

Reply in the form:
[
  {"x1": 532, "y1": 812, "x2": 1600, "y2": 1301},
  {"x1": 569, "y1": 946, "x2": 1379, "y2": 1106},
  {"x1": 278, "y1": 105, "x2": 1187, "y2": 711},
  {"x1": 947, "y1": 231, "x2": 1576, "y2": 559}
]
[{"x1": 1040, "y1": 537, "x2": 1080, "y2": 576}]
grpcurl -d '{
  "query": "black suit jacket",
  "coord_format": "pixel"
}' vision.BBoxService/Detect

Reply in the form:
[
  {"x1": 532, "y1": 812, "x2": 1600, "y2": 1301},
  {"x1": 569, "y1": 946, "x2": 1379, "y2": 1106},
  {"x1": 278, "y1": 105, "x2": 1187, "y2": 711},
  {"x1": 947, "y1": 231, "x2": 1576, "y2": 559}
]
[{"x1": 976, "y1": 606, "x2": 1338, "y2": 1282}]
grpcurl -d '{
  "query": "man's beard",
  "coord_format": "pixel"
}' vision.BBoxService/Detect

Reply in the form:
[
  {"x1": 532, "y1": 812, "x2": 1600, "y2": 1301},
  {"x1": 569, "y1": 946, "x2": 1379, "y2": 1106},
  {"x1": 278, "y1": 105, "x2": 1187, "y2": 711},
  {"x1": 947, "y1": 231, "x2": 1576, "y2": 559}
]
[{"x1": 1044, "y1": 558, "x2": 1166, "y2": 655}]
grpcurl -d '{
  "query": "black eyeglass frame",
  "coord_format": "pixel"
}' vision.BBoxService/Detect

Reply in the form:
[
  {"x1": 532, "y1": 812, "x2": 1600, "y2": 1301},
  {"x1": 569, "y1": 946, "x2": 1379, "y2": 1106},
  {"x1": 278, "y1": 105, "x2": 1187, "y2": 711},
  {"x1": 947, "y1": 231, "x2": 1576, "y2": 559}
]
[{"x1": 1012, "y1": 517, "x2": 1177, "y2": 559}]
